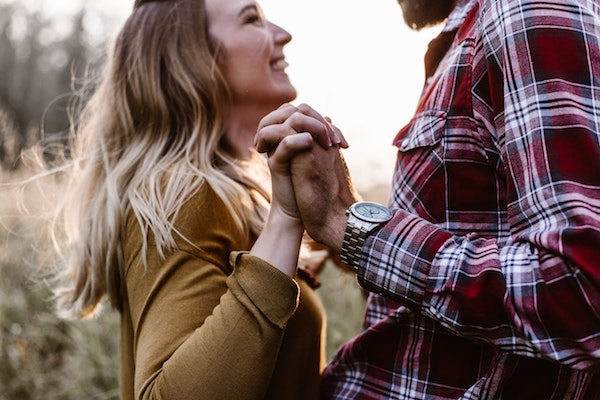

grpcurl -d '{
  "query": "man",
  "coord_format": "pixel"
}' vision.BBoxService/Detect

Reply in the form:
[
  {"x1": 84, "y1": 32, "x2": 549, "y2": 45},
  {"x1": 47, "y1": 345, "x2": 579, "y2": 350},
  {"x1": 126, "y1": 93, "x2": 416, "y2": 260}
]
[{"x1": 256, "y1": 0, "x2": 600, "y2": 398}]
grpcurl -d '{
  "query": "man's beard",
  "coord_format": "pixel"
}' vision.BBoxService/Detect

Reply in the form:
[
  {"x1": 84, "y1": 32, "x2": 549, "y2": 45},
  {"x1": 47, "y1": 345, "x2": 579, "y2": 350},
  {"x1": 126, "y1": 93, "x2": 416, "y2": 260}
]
[{"x1": 397, "y1": 0, "x2": 458, "y2": 30}]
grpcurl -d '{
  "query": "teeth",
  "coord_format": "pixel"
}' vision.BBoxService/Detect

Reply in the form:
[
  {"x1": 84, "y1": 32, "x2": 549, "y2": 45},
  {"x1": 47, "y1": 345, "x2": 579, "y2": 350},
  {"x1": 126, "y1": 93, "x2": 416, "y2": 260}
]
[{"x1": 272, "y1": 59, "x2": 289, "y2": 70}]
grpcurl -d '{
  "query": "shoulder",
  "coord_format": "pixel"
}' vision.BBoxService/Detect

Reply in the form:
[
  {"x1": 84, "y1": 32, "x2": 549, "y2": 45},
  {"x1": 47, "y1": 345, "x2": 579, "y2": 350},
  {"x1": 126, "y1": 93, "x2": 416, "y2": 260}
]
[
  {"x1": 176, "y1": 182, "x2": 235, "y2": 229},
  {"x1": 479, "y1": 0, "x2": 597, "y2": 28},
  {"x1": 122, "y1": 179, "x2": 251, "y2": 274},
  {"x1": 477, "y1": 0, "x2": 598, "y2": 65},
  {"x1": 173, "y1": 181, "x2": 250, "y2": 258}
]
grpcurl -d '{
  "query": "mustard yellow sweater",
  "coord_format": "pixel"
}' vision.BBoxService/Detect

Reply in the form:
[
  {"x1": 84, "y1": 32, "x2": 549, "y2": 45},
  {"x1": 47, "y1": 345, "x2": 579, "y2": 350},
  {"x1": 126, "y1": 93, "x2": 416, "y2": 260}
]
[{"x1": 119, "y1": 183, "x2": 326, "y2": 400}]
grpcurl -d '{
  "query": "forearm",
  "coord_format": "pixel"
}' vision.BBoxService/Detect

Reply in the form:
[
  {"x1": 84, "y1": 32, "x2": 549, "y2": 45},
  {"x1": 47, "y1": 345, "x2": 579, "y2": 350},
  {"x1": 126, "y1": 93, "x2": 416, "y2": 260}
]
[
  {"x1": 429, "y1": 232, "x2": 600, "y2": 369},
  {"x1": 360, "y1": 209, "x2": 600, "y2": 370},
  {"x1": 133, "y1": 253, "x2": 299, "y2": 399},
  {"x1": 250, "y1": 205, "x2": 305, "y2": 278}
]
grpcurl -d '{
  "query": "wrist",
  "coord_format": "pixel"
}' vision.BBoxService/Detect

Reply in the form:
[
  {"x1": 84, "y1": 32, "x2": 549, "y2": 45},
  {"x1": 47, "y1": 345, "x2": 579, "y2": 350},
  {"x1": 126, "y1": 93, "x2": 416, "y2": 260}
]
[
  {"x1": 339, "y1": 201, "x2": 393, "y2": 270},
  {"x1": 303, "y1": 211, "x2": 347, "y2": 253},
  {"x1": 326, "y1": 214, "x2": 348, "y2": 254},
  {"x1": 267, "y1": 203, "x2": 304, "y2": 234},
  {"x1": 250, "y1": 204, "x2": 305, "y2": 278}
]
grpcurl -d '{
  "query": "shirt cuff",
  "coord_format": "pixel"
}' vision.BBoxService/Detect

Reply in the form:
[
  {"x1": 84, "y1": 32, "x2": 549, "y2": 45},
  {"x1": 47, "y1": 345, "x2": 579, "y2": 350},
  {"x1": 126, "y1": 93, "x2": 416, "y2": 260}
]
[
  {"x1": 357, "y1": 210, "x2": 453, "y2": 310},
  {"x1": 228, "y1": 251, "x2": 300, "y2": 329}
]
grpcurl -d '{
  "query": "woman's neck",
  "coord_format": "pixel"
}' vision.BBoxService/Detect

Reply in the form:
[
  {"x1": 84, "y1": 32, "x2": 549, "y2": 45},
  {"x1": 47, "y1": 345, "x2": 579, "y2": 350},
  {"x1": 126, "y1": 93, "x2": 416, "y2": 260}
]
[{"x1": 225, "y1": 104, "x2": 274, "y2": 160}]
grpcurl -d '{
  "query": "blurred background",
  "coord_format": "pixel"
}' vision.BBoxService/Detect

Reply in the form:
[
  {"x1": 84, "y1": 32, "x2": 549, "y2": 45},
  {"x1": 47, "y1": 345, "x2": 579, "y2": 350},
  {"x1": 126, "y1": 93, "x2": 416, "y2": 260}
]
[{"x1": 0, "y1": 0, "x2": 440, "y2": 398}]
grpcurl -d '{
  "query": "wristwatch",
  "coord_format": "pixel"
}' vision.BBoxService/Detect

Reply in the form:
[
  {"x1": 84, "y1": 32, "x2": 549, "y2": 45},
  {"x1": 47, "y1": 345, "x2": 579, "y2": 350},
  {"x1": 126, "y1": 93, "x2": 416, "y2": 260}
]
[{"x1": 340, "y1": 201, "x2": 393, "y2": 270}]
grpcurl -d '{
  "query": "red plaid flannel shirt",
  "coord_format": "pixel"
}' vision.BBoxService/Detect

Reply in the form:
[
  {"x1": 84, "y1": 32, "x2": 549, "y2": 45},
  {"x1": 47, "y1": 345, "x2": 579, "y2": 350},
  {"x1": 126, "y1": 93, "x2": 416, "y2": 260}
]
[{"x1": 321, "y1": 0, "x2": 600, "y2": 398}]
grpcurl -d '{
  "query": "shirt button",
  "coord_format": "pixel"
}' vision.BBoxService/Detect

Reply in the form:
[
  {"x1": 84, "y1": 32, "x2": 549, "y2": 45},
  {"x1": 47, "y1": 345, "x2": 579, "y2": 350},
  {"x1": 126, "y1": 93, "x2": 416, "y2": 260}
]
[{"x1": 401, "y1": 138, "x2": 410, "y2": 150}]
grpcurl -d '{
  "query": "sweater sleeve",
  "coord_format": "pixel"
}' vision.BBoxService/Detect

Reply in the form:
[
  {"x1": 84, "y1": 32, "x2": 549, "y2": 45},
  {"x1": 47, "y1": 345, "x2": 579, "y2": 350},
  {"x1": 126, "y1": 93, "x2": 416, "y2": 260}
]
[{"x1": 123, "y1": 186, "x2": 300, "y2": 400}]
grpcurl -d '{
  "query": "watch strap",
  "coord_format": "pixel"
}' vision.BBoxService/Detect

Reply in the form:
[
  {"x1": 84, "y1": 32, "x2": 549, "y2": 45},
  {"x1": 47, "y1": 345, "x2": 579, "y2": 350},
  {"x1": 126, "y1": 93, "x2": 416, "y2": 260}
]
[{"x1": 340, "y1": 222, "x2": 369, "y2": 270}]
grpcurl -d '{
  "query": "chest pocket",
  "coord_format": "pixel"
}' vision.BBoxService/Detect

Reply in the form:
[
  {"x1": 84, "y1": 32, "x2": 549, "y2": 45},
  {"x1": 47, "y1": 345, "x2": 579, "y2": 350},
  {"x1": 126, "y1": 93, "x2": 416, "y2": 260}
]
[
  {"x1": 396, "y1": 109, "x2": 492, "y2": 162},
  {"x1": 397, "y1": 110, "x2": 445, "y2": 152},
  {"x1": 393, "y1": 110, "x2": 503, "y2": 227},
  {"x1": 391, "y1": 111, "x2": 447, "y2": 222}
]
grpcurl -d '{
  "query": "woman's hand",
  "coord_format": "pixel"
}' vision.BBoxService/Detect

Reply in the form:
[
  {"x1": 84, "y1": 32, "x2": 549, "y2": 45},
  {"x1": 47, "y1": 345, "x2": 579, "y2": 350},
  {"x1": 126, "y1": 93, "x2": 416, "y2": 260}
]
[
  {"x1": 266, "y1": 125, "x2": 314, "y2": 223},
  {"x1": 255, "y1": 103, "x2": 348, "y2": 156}
]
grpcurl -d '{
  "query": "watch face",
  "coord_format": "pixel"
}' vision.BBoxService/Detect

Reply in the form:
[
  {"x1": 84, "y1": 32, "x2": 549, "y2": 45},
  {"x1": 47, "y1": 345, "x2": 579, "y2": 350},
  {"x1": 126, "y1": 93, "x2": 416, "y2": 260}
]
[{"x1": 352, "y1": 202, "x2": 393, "y2": 223}]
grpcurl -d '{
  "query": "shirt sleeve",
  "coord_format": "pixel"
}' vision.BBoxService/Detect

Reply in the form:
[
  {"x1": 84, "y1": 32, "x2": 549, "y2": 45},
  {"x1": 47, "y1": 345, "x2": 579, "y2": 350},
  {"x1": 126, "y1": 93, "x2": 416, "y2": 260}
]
[
  {"x1": 359, "y1": 0, "x2": 600, "y2": 371},
  {"x1": 130, "y1": 250, "x2": 299, "y2": 400},
  {"x1": 124, "y1": 185, "x2": 300, "y2": 399}
]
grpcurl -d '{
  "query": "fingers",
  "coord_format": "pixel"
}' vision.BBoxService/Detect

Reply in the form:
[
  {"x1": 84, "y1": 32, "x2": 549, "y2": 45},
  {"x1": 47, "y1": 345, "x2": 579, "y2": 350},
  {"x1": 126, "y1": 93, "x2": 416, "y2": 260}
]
[
  {"x1": 297, "y1": 104, "x2": 348, "y2": 149},
  {"x1": 255, "y1": 104, "x2": 296, "y2": 153},
  {"x1": 256, "y1": 113, "x2": 329, "y2": 154},
  {"x1": 324, "y1": 117, "x2": 349, "y2": 148},
  {"x1": 255, "y1": 103, "x2": 349, "y2": 154},
  {"x1": 256, "y1": 124, "x2": 295, "y2": 155},
  {"x1": 268, "y1": 132, "x2": 314, "y2": 170},
  {"x1": 257, "y1": 103, "x2": 298, "y2": 131}
]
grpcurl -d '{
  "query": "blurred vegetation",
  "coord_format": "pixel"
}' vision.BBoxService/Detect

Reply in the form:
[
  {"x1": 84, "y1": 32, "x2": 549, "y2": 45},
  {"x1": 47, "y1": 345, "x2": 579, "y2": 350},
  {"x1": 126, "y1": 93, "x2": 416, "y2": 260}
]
[
  {"x1": 0, "y1": 1, "x2": 369, "y2": 398},
  {"x1": 0, "y1": 0, "x2": 115, "y2": 171},
  {"x1": 0, "y1": 167, "x2": 120, "y2": 399}
]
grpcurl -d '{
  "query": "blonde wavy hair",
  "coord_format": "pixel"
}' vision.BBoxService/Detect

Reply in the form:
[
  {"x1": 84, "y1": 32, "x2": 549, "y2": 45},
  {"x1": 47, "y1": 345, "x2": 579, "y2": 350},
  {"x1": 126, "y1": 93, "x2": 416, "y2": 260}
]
[{"x1": 54, "y1": 0, "x2": 271, "y2": 319}]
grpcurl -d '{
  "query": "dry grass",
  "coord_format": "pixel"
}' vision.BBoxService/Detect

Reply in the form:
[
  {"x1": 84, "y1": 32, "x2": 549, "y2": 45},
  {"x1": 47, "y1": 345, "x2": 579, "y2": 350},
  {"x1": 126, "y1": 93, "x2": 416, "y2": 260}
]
[{"x1": 0, "y1": 169, "x2": 120, "y2": 399}]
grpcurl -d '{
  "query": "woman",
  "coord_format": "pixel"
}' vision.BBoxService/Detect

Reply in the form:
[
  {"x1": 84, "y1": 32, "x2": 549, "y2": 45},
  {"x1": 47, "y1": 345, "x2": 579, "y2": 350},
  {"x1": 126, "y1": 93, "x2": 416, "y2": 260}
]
[{"x1": 52, "y1": 0, "x2": 345, "y2": 398}]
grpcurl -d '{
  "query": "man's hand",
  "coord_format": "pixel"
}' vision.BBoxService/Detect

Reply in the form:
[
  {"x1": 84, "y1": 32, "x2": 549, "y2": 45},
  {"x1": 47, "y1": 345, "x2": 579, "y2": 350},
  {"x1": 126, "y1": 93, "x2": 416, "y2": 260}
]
[{"x1": 291, "y1": 140, "x2": 360, "y2": 253}]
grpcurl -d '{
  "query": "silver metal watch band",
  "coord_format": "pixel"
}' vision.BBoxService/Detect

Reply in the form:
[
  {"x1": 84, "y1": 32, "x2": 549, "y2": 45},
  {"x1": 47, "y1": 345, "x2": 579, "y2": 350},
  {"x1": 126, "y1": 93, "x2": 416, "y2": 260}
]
[{"x1": 340, "y1": 223, "x2": 368, "y2": 270}]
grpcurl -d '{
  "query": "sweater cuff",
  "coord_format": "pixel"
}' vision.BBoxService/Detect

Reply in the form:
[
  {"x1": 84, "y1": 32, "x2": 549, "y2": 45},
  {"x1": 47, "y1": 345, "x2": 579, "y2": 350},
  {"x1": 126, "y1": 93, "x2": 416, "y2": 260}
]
[{"x1": 228, "y1": 251, "x2": 300, "y2": 328}]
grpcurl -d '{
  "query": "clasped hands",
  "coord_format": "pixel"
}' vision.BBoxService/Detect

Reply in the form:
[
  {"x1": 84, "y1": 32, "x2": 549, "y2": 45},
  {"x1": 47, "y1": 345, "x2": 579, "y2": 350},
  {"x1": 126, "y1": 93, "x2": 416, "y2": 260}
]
[{"x1": 255, "y1": 103, "x2": 360, "y2": 253}]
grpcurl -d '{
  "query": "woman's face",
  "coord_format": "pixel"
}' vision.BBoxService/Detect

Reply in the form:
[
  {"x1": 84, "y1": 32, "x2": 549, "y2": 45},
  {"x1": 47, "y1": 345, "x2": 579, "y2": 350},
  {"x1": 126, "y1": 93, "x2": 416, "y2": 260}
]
[{"x1": 206, "y1": 0, "x2": 296, "y2": 109}]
